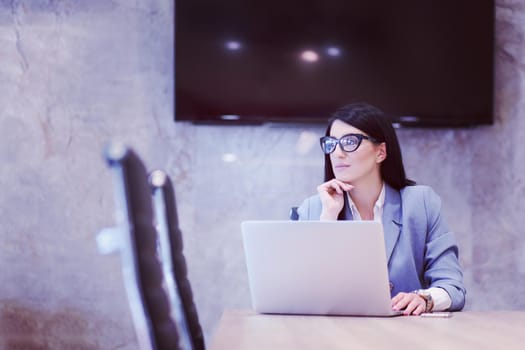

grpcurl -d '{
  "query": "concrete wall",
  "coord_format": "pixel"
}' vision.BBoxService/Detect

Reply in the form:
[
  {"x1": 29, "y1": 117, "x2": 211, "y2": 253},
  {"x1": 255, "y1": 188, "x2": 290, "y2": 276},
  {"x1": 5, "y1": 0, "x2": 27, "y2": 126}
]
[{"x1": 1, "y1": 0, "x2": 524, "y2": 348}]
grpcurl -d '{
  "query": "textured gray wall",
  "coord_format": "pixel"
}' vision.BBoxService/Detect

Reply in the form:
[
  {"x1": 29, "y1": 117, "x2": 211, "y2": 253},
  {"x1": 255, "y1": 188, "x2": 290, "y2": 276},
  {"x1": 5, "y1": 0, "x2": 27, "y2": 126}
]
[{"x1": 1, "y1": 0, "x2": 524, "y2": 349}]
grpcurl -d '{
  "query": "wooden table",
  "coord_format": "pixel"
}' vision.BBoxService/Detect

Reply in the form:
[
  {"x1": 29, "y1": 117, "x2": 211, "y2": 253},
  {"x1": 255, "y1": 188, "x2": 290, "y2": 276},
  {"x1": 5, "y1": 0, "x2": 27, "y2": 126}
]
[{"x1": 211, "y1": 309, "x2": 525, "y2": 350}]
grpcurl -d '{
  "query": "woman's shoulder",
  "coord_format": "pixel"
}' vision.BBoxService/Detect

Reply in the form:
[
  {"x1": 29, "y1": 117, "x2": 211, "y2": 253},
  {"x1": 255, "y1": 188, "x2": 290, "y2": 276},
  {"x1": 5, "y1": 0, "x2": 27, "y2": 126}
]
[
  {"x1": 299, "y1": 194, "x2": 322, "y2": 208},
  {"x1": 399, "y1": 184, "x2": 439, "y2": 197},
  {"x1": 297, "y1": 194, "x2": 322, "y2": 220},
  {"x1": 399, "y1": 184, "x2": 442, "y2": 211}
]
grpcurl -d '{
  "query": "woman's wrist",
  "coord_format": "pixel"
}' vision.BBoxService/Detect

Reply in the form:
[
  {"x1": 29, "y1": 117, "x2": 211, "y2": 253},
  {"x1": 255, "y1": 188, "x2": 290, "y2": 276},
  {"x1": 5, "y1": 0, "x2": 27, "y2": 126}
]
[{"x1": 320, "y1": 210, "x2": 339, "y2": 221}]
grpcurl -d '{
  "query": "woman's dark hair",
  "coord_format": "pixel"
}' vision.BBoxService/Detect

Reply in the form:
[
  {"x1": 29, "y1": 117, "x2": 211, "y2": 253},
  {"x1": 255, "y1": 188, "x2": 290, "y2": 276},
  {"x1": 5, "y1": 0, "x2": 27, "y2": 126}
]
[{"x1": 323, "y1": 102, "x2": 415, "y2": 190}]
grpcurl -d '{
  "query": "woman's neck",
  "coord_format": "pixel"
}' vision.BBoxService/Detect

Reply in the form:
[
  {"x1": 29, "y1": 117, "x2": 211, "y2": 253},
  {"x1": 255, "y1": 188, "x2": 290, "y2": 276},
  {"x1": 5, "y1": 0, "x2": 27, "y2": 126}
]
[{"x1": 348, "y1": 176, "x2": 383, "y2": 220}]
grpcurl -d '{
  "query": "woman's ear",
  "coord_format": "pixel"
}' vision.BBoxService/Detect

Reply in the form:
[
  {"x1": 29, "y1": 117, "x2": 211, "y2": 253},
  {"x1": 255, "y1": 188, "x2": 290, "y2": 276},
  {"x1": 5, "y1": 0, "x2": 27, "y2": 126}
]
[{"x1": 376, "y1": 142, "x2": 387, "y2": 163}]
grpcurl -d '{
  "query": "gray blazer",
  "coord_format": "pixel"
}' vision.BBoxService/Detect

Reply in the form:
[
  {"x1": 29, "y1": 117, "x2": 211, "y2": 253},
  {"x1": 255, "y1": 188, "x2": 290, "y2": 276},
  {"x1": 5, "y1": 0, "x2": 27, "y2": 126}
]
[{"x1": 297, "y1": 184, "x2": 466, "y2": 311}]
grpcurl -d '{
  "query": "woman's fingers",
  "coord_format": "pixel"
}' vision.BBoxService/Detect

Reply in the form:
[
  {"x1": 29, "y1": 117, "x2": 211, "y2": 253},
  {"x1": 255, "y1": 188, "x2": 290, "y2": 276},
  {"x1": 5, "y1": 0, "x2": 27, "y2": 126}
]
[
  {"x1": 317, "y1": 179, "x2": 353, "y2": 195},
  {"x1": 392, "y1": 292, "x2": 426, "y2": 316},
  {"x1": 403, "y1": 298, "x2": 425, "y2": 316},
  {"x1": 317, "y1": 179, "x2": 352, "y2": 220}
]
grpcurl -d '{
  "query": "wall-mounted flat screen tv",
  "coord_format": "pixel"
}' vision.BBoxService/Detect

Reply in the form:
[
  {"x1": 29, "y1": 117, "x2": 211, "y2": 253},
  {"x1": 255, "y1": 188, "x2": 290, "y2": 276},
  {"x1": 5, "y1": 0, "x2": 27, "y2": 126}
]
[{"x1": 175, "y1": 0, "x2": 494, "y2": 127}]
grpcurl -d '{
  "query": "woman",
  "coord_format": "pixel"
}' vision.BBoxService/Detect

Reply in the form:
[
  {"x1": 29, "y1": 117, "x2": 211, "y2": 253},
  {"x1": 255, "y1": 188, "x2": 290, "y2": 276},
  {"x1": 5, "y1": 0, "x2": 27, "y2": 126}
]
[{"x1": 297, "y1": 102, "x2": 466, "y2": 315}]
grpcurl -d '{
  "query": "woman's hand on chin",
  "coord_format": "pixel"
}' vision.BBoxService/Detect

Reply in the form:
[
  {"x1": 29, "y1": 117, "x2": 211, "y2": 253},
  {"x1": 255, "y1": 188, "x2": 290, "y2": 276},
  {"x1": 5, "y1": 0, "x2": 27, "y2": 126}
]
[{"x1": 317, "y1": 179, "x2": 353, "y2": 220}]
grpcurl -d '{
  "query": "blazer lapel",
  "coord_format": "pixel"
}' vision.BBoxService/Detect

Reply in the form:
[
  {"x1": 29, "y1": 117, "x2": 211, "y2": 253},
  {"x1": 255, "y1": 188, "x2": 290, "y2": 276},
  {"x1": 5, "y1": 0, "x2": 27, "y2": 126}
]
[{"x1": 382, "y1": 185, "x2": 402, "y2": 263}]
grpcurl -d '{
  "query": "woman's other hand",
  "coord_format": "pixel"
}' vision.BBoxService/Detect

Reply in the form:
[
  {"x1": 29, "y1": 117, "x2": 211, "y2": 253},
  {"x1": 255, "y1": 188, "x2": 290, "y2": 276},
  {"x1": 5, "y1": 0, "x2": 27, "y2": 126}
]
[
  {"x1": 317, "y1": 179, "x2": 353, "y2": 220},
  {"x1": 391, "y1": 292, "x2": 427, "y2": 316}
]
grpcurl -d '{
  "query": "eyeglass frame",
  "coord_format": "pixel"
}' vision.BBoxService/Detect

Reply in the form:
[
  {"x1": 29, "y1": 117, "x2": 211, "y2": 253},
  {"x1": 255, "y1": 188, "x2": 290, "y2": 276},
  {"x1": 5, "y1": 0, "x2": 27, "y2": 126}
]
[{"x1": 319, "y1": 133, "x2": 380, "y2": 154}]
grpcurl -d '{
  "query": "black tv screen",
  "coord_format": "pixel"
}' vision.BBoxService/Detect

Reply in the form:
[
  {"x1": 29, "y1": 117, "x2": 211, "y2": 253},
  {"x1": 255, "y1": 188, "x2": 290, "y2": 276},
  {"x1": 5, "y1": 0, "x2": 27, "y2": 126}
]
[{"x1": 175, "y1": 0, "x2": 494, "y2": 127}]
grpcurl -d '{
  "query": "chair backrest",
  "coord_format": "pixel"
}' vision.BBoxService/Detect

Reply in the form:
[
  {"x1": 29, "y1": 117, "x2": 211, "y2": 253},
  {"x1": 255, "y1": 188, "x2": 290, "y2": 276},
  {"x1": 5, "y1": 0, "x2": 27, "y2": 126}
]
[
  {"x1": 97, "y1": 143, "x2": 180, "y2": 350},
  {"x1": 149, "y1": 170, "x2": 205, "y2": 350},
  {"x1": 290, "y1": 206, "x2": 299, "y2": 220}
]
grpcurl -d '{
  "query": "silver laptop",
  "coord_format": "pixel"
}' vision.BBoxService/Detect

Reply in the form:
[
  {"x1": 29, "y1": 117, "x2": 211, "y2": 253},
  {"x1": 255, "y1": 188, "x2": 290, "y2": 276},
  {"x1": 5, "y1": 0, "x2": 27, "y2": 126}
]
[{"x1": 241, "y1": 220, "x2": 401, "y2": 317}]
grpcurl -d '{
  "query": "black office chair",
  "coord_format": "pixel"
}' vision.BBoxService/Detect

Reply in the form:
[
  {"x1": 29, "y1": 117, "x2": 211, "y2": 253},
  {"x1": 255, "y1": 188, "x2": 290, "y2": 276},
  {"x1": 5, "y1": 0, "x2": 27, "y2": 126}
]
[
  {"x1": 97, "y1": 143, "x2": 180, "y2": 350},
  {"x1": 290, "y1": 206, "x2": 299, "y2": 220},
  {"x1": 149, "y1": 170, "x2": 205, "y2": 350}
]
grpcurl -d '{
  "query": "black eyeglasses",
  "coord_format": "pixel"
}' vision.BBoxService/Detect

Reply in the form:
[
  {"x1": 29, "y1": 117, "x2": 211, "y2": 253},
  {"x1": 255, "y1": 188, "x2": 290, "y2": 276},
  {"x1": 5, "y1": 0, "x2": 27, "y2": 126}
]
[{"x1": 320, "y1": 133, "x2": 379, "y2": 154}]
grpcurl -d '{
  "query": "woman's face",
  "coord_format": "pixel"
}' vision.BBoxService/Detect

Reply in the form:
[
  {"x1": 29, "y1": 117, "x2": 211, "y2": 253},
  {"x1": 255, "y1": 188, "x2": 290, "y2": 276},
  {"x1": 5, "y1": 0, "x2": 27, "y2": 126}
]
[{"x1": 328, "y1": 119, "x2": 386, "y2": 185}]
